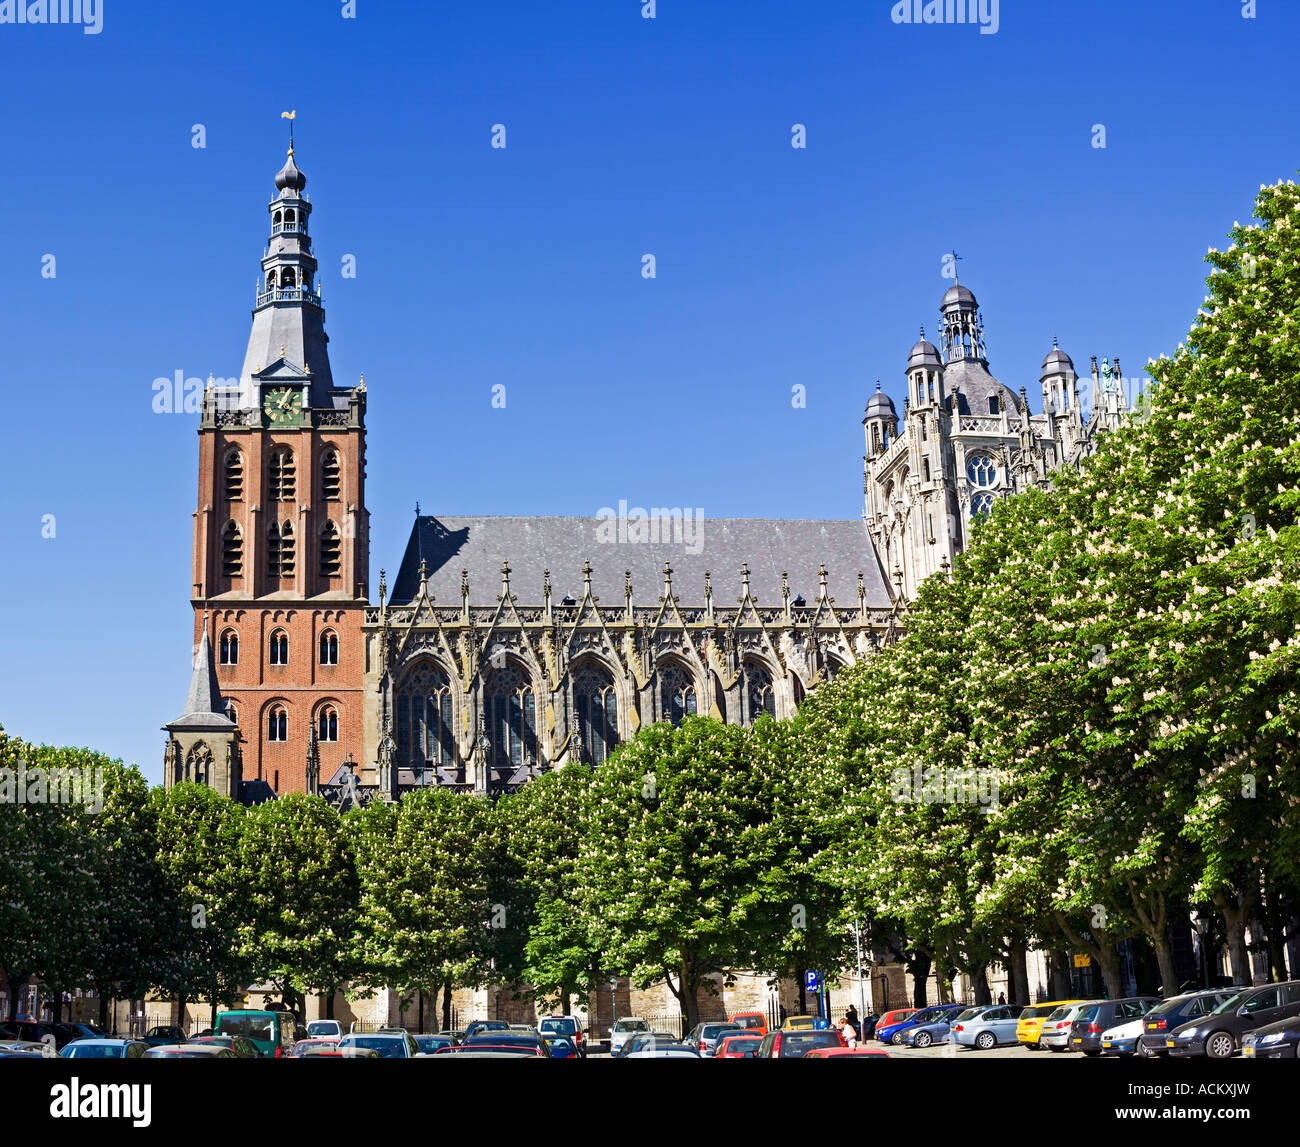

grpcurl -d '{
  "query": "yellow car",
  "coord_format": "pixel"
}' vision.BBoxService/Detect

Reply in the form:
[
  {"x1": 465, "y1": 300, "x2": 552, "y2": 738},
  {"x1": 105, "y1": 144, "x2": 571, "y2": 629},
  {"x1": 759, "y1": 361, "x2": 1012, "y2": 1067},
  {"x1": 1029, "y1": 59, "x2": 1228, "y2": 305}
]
[
  {"x1": 1016, "y1": 1001, "x2": 1088, "y2": 1050},
  {"x1": 781, "y1": 1015, "x2": 819, "y2": 1031}
]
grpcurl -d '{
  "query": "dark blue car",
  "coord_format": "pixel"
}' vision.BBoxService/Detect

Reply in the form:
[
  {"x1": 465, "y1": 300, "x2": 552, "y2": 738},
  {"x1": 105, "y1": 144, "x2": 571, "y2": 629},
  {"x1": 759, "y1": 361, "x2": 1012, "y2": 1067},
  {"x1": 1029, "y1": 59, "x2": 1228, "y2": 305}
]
[{"x1": 877, "y1": 1004, "x2": 965, "y2": 1046}]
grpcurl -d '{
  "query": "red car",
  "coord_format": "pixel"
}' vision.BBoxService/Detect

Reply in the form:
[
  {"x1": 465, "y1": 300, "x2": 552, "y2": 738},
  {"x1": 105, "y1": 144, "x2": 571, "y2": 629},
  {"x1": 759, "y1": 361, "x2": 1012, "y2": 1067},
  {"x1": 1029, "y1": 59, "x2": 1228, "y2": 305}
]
[
  {"x1": 803, "y1": 1047, "x2": 891, "y2": 1058},
  {"x1": 756, "y1": 1028, "x2": 847, "y2": 1058},
  {"x1": 713, "y1": 1033, "x2": 765, "y2": 1058}
]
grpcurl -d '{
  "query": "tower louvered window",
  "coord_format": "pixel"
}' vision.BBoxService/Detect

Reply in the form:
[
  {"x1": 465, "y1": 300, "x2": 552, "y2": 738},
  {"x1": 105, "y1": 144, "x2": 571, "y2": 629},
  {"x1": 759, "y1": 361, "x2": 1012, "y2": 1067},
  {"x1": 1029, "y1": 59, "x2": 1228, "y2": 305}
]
[
  {"x1": 322, "y1": 451, "x2": 341, "y2": 501},
  {"x1": 225, "y1": 450, "x2": 244, "y2": 501},
  {"x1": 268, "y1": 521, "x2": 295, "y2": 579},
  {"x1": 269, "y1": 450, "x2": 296, "y2": 501},
  {"x1": 222, "y1": 521, "x2": 243, "y2": 578},
  {"x1": 319, "y1": 521, "x2": 341, "y2": 578}
]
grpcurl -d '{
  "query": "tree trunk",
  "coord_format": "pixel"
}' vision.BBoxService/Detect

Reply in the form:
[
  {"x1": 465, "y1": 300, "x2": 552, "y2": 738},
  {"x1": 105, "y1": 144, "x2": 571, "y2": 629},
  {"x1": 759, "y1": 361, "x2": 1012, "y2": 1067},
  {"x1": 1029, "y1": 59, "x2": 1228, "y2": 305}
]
[
  {"x1": 1127, "y1": 882, "x2": 1180, "y2": 996},
  {"x1": 796, "y1": 967, "x2": 806, "y2": 1014},
  {"x1": 909, "y1": 951, "x2": 932, "y2": 1008},
  {"x1": 441, "y1": 978, "x2": 452, "y2": 1032},
  {"x1": 1007, "y1": 943, "x2": 1029, "y2": 1004},
  {"x1": 1054, "y1": 914, "x2": 1123, "y2": 998},
  {"x1": 1214, "y1": 890, "x2": 1253, "y2": 985},
  {"x1": 561, "y1": 988, "x2": 571, "y2": 1017},
  {"x1": 1259, "y1": 881, "x2": 1289, "y2": 983},
  {"x1": 325, "y1": 989, "x2": 336, "y2": 1020},
  {"x1": 972, "y1": 965, "x2": 991, "y2": 1006}
]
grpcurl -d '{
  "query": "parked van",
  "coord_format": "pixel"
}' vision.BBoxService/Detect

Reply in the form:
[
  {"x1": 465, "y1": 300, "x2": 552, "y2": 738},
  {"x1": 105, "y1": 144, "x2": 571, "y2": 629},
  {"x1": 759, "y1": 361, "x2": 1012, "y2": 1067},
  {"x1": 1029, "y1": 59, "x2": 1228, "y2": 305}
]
[{"x1": 215, "y1": 1010, "x2": 297, "y2": 1058}]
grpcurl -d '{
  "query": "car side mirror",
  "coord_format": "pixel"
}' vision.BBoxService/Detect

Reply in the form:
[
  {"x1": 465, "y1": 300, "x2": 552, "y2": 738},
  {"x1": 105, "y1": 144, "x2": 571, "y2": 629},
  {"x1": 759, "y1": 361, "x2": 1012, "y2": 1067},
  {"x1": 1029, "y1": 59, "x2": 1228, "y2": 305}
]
[{"x1": 1237, "y1": 1006, "x2": 1250, "y2": 1017}]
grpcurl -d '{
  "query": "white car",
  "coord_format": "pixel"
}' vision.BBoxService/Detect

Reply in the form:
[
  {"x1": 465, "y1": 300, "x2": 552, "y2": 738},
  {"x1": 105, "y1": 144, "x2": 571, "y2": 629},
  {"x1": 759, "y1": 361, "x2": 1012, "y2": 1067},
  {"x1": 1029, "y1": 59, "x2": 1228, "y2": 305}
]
[
  {"x1": 626, "y1": 1047, "x2": 699, "y2": 1058},
  {"x1": 0, "y1": 1039, "x2": 59, "y2": 1059},
  {"x1": 1099, "y1": 1017, "x2": 1146, "y2": 1057},
  {"x1": 306, "y1": 1020, "x2": 342, "y2": 1042},
  {"x1": 609, "y1": 1017, "x2": 650, "y2": 1055}
]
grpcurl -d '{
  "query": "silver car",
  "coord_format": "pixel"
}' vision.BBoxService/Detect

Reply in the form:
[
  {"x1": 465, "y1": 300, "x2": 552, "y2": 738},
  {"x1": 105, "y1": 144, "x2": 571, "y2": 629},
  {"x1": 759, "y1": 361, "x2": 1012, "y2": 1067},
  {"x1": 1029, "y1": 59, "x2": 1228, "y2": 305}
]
[
  {"x1": 609, "y1": 1017, "x2": 650, "y2": 1055},
  {"x1": 61, "y1": 1038, "x2": 150, "y2": 1059},
  {"x1": 683, "y1": 1021, "x2": 741, "y2": 1056},
  {"x1": 952, "y1": 1004, "x2": 1025, "y2": 1050},
  {"x1": 338, "y1": 1031, "x2": 420, "y2": 1058}
]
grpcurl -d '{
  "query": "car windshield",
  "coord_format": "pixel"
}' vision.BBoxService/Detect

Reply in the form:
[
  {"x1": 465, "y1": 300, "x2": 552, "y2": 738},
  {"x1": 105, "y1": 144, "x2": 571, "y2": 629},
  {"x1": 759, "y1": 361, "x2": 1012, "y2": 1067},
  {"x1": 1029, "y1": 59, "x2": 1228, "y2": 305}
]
[
  {"x1": 953, "y1": 1008, "x2": 984, "y2": 1022},
  {"x1": 218, "y1": 1015, "x2": 273, "y2": 1042},
  {"x1": 615, "y1": 1020, "x2": 649, "y2": 1033},
  {"x1": 307, "y1": 1022, "x2": 338, "y2": 1036},
  {"x1": 540, "y1": 1020, "x2": 576, "y2": 1034},
  {"x1": 732, "y1": 1016, "x2": 763, "y2": 1028},
  {"x1": 1211, "y1": 993, "x2": 1246, "y2": 1015},
  {"x1": 65, "y1": 1044, "x2": 121, "y2": 1058},
  {"x1": 703, "y1": 1025, "x2": 738, "y2": 1037},
  {"x1": 1045, "y1": 1007, "x2": 1071, "y2": 1021},
  {"x1": 779, "y1": 1032, "x2": 839, "y2": 1057},
  {"x1": 344, "y1": 1036, "x2": 406, "y2": 1058}
]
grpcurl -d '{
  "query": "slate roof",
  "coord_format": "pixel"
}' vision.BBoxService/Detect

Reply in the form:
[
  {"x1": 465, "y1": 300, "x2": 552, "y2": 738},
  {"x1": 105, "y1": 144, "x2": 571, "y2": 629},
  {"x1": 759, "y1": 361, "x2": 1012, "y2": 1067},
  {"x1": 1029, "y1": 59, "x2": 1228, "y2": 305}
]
[
  {"x1": 166, "y1": 623, "x2": 236, "y2": 731},
  {"x1": 389, "y1": 516, "x2": 893, "y2": 609}
]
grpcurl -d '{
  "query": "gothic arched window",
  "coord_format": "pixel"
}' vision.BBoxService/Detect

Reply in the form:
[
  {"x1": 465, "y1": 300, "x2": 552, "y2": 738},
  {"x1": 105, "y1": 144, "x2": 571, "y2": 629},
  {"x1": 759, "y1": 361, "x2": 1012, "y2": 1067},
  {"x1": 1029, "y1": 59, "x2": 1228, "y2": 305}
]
[
  {"x1": 659, "y1": 662, "x2": 698, "y2": 727},
  {"x1": 269, "y1": 630, "x2": 289, "y2": 666},
  {"x1": 744, "y1": 662, "x2": 776, "y2": 725},
  {"x1": 971, "y1": 492, "x2": 997, "y2": 521},
  {"x1": 222, "y1": 521, "x2": 243, "y2": 579},
  {"x1": 573, "y1": 663, "x2": 619, "y2": 765},
  {"x1": 396, "y1": 662, "x2": 456, "y2": 773},
  {"x1": 319, "y1": 631, "x2": 338, "y2": 665},
  {"x1": 966, "y1": 452, "x2": 996, "y2": 488},
  {"x1": 268, "y1": 521, "x2": 295, "y2": 579},
  {"x1": 224, "y1": 449, "x2": 244, "y2": 501},
  {"x1": 267, "y1": 705, "x2": 288, "y2": 742},
  {"x1": 486, "y1": 664, "x2": 536, "y2": 773},
  {"x1": 185, "y1": 742, "x2": 212, "y2": 786},
  {"x1": 280, "y1": 267, "x2": 296, "y2": 288},
  {"x1": 268, "y1": 450, "x2": 295, "y2": 501},
  {"x1": 220, "y1": 629, "x2": 239, "y2": 666},
  {"x1": 321, "y1": 451, "x2": 341, "y2": 501},
  {"x1": 319, "y1": 521, "x2": 341, "y2": 578},
  {"x1": 318, "y1": 706, "x2": 338, "y2": 742}
]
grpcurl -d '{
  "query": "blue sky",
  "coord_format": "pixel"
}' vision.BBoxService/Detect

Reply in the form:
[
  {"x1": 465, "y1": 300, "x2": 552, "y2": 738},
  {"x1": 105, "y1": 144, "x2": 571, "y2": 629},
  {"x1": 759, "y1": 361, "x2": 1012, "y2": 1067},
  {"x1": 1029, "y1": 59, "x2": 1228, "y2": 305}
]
[{"x1": 0, "y1": 0, "x2": 1295, "y2": 780}]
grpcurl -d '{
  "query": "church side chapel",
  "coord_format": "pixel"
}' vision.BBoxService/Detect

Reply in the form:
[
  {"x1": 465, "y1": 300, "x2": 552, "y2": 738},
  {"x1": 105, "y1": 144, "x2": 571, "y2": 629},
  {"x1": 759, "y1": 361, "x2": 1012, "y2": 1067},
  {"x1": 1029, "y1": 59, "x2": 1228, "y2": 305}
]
[{"x1": 165, "y1": 141, "x2": 1122, "y2": 808}]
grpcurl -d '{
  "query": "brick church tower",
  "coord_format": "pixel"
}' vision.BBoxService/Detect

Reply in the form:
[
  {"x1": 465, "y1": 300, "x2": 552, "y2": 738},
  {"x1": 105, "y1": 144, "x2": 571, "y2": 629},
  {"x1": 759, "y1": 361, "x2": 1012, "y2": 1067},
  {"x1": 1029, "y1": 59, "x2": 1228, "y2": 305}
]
[{"x1": 180, "y1": 137, "x2": 369, "y2": 797}]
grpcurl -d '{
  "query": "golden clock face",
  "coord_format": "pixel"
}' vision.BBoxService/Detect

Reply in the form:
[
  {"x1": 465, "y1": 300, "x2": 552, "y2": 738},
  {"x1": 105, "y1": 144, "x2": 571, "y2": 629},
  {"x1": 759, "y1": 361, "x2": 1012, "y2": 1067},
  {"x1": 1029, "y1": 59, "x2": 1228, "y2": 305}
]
[{"x1": 263, "y1": 387, "x2": 303, "y2": 426}]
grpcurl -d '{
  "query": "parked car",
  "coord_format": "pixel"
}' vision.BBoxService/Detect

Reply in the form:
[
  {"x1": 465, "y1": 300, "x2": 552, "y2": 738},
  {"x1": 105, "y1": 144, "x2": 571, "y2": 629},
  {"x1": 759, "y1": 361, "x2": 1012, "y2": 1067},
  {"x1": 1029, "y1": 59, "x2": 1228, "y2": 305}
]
[
  {"x1": 54, "y1": 1023, "x2": 107, "y2": 1044},
  {"x1": 0, "y1": 1039, "x2": 59, "y2": 1058},
  {"x1": 803, "y1": 1047, "x2": 891, "y2": 1058},
  {"x1": 338, "y1": 1031, "x2": 421, "y2": 1058},
  {"x1": 953, "y1": 1004, "x2": 1025, "y2": 1050},
  {"x1": 857, "y1": 1013, "x2": 881, "y2": 1041},
  {"x1": 290, "y1": 1038, "x2": 344, "y2": 1057},
  {"x1": 61, "y1": 1038, "x2": 149, "y2": 1059},
  {"x1": 615, "y1": 1030, "x2": 676, "y2": 1058},
  {"x1": 1167, "y1": 980, "x2": 1300, "y2": 1059},
  {"x1": 780, "y1": 1014, "x2": 819, "y2": 1031},
  {"x1": 755, "y1": 1028, "x2": 847, "y2": 1058},
  {"x1": 139, "y1": 1025, "x2": 189, "y2": 1048},
  {"x1": 684, "y1": 1021, "x2": 742, "y2": 1056},
  {"x1": 1098, "y1": 1017, "x2": 1146, "y2": 1057},
  {"x1": 901, "y1": 1005, "x2": 987, "y2": 1048},
  {"x1": 609, "y1": 1017, "x2": 651, "y2": 1056},
  {"x1": 869, "y1": 1009, "x2": 917, "y2": 1041},
  {"x1": 713, "y1": 1033, "x2": 765, "y2": 1058},
  {"x1": 463, "y1": 1020, "x2": 510, "y2": 1041},
  {"x1": 541, "y1": 1035, "x2": 580, "y2": 1059},
  {"x1": 142, "y1": 1043, "x2": 235, "y2": 1058},
  {"x1": 215, "y1": 1010, "x2": 297, "y2": 1059},
  {"x1": 461, "y1": 1032, "x2": 551, "y2": 1057},
  {"x1": 413, "y1": 1034, "x2": 460, "y2": 1055},
  {"x1": 1069, "y1": 997, "x2": 1159, "y2": 1055},
  {"x1": 306, "y1": 1020, "x2": 343, "y2": 1041},
  {"x1": 1040, "y1": 1002, "x2": 1102, "y2": 1051},
  {"x1": 191, "y1": 1035, "x2": 259, "y2": 1059},
  {"x1": 626, "y1": 1043, "x2": 700, "y2": 1059},
  {"x1": 537, "y1": 1015, "x2": 586, "y2": 1057},
  {"x1": 1137, "y1": 990, "x2": 1234, "y2": 1058},
  {"x1": 1242, "y1": 1015, "x2": 1300, "y2": 1059},
  {"x1": 879, "y1": 1004, "x2": 965, "y2": 1046},
  {"x1": 729, "y1": 1011, "x2": 769, "y2": 1037},
  {"x1": 1016, "y1": 1001, "x2": 1087, "y2": 1050}
]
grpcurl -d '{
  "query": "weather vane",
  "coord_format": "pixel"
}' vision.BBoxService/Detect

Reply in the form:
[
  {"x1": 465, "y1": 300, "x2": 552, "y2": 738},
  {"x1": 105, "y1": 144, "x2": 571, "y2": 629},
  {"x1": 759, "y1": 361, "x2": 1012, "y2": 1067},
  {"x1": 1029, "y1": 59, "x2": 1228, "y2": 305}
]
[
  {"x1": 281, "y1": 109, "x2": 296, "y2": 152},
  {"x1": 949, "y1": 249, "x2": 963, "y2": 284}
]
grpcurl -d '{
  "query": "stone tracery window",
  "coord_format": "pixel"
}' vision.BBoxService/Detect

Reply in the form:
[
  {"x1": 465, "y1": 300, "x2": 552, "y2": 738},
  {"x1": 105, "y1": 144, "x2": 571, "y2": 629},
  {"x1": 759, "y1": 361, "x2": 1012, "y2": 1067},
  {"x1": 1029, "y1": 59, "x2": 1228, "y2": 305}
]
[
  {"x1": 573, "y1": 663, "x2": 619, "y2": 765},
  {"x1": 971, "y1": 491, "x2": 996, "y2": 521},
  {"x1": 658, "y1": 662, "x2": 698, "y2": 727},
  {"x1": 966, "y1": 452, "x2": 996, "y2": 488},
  {"x1": 220, "y1": 629, "x2": 239, "y2": 665},
  {"x1": 396, "y1": 662, "x2": 456, "y2": 774},
  {"x1": 743, "y1": 661, "x2": 776, "y2": 725},
  {"x1": 486, "y1": 663, "x2": 536, "y2": 774}
]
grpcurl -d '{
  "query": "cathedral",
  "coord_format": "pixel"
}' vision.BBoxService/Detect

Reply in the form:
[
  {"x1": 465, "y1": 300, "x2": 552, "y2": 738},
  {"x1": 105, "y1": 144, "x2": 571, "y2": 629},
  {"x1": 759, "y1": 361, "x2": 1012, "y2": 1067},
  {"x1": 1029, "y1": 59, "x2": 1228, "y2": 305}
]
[{"x1": 163, "y1": 144, "x2": 1124, "y2": 806}]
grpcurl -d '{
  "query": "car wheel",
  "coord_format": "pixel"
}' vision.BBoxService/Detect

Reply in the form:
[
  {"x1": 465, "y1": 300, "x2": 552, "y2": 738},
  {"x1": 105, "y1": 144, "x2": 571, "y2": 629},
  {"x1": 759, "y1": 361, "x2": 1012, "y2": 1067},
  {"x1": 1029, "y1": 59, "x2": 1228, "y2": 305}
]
[
  {"x1": 914, "y1": 1031, "x2": 932, "y2": 1048},
  {"x1": 1205, "y1": 1031, "x2": 1235, "y2": 1059},
  {"x1": 975, "y1": 1031, "x2": 996, "y2": 1051},
  {"x1": 891, "y1": 1032, "x2": 904, "y2": 1046},
  {"x1": 1136, "y1": 1041, "x2": 1156, "y2": 1059},
  {"x1": 1083, "y1": 1050, "x2": 1100, "y2": 1057}
]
